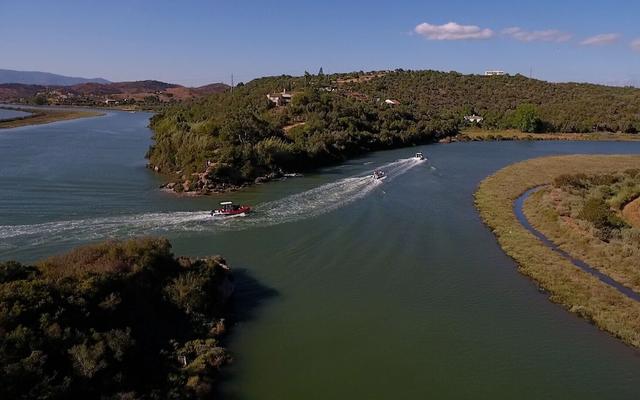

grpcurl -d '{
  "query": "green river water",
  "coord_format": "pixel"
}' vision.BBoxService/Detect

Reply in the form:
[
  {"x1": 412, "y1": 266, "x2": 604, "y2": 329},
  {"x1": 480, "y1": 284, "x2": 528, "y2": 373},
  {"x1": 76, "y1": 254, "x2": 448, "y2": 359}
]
[{"x1": 1, "y1": 110, "x2": 640, "y2": 399}]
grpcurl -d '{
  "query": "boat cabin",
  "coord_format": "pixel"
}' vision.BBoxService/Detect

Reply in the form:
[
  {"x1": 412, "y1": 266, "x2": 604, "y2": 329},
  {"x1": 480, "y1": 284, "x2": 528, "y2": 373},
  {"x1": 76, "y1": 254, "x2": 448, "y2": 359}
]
[{"x1": 219, "y1": 201, "x2": 240, "y2": 211}]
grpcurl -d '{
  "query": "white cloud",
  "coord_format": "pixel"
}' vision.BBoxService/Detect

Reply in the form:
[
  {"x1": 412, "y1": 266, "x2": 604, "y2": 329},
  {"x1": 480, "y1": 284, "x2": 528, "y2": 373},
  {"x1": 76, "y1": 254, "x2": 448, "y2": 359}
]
[
  {"x1": 414, "y1": 22, "x2": 494, "y2": 40},
  {"x1": 503, "y1": 27, "x2": 572, "y2": 42},
  {"x1": 632, "y1": 38, "x2": 640, "y2": 52},
  {"x1": 581, "y1": 33, "x2": 620, "y2": 46}
]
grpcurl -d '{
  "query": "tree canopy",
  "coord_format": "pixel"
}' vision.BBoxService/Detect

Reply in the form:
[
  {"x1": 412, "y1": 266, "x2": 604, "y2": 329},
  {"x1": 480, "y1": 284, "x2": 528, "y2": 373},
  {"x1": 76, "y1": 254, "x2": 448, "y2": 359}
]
[{"x1": 0, "y1": 238, "x2": 233, "y2": 399}]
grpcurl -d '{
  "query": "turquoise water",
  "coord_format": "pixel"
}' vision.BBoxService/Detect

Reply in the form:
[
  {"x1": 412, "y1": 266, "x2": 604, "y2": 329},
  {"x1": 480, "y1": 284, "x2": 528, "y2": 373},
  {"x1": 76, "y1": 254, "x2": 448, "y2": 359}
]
[{"x1": 1, "y1": 111, "x2": 640, "y2": 399}]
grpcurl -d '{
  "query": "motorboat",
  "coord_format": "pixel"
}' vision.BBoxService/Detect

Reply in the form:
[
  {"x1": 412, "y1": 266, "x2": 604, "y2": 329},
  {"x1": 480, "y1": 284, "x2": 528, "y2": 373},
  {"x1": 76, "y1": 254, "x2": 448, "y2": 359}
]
[
  {"x1": 373, "y1": 169, "x2": 386, "y2": 180},
  {"x1": 211, "y1": 201, "x2": 251, "y2": 217},
  {"x1": 415, "y1": 152, "x2": 425, "y2": 160}
]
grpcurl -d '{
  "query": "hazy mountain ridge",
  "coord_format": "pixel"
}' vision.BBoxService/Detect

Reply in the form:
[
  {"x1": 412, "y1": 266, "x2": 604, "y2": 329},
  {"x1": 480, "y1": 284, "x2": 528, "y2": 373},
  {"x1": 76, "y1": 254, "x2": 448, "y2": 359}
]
[
  {"x1": 0, "y1": 79, "x2": 230, "y2": 106},
  {"x1": 0, "y1": 69, "x2": 110, "y2": 85}
]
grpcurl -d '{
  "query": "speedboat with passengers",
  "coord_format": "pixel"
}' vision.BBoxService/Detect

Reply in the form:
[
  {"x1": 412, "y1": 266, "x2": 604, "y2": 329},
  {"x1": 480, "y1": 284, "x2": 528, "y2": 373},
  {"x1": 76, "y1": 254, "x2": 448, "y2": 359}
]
[
  {"x1": 373, "y1": 169, "x2": 386, "y2": 180},
  {"x1": 211, "y1": 201, "x2": 251, "y2": 217},
  {"x1": 415, "y1": 152, "x2": 425, "y2": 160}
]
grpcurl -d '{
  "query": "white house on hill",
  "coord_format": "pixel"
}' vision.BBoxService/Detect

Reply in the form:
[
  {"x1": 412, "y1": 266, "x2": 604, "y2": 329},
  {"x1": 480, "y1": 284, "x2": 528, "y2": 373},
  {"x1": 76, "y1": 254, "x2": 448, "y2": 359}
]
[
  {"x1": 464, "y1": 114, "x2": 484, "y2": 123},
  {"x1": 267, "y1": 89, "x2": 293, "y2": 106}
]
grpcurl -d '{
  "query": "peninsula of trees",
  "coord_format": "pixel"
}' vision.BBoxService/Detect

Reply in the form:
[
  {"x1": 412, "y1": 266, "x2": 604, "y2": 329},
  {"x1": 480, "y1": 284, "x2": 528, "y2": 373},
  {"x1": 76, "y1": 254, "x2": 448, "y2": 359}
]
[
  {"x1": 0, "y1": 238, "x2": 234, "y2": 399},
  {"x1": 147, "y1": 70, "x2": 640, "y2": 194}
]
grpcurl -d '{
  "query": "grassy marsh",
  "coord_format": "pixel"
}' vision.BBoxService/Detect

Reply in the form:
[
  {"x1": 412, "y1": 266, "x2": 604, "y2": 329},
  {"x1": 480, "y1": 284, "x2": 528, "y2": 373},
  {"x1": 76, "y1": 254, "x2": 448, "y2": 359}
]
[
  {"x1": 461, "y1": 128, "x2": 640, "y2": 142},
  {"x1": 475, "y1": 155, "x2": 640, "y2": 348}
]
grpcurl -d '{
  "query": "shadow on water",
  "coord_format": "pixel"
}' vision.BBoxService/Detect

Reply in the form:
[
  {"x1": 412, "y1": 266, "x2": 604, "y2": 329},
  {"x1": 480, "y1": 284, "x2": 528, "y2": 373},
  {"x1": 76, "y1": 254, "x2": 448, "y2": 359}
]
[
  {"x1": 215, "y1": 268, "x2": 279, "y2": 399},
  {"x1": 227, "y1": 268, "x2": 279, "y2": 324}
]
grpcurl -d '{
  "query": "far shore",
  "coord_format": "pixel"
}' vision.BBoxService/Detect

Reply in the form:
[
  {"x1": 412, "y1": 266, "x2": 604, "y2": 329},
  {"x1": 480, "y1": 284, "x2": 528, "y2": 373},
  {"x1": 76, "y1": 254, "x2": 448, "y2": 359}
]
[
  {"x1": 157, "y1": 128, "x2": 640, "y2": 196},
  {"x1": 457, "y1": 128, "x2": 640, "y2": 142},
  {"x1": 0, "y1": 106, "x2": 104, "y2": 129}
]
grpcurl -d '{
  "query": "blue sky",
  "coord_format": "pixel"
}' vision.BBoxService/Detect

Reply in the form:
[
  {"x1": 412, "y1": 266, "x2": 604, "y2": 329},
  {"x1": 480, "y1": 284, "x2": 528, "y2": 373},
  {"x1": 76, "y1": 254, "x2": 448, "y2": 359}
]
[{"x1": 1, "y1": 0, "x2": 639, "y2": 86}]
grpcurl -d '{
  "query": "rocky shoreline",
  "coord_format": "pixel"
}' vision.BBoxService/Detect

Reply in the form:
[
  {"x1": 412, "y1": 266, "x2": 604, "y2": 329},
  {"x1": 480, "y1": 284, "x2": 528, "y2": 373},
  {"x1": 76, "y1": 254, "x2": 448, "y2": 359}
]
[{"x1": 150, "y1": 162, "x2": 300, "y2": 195}]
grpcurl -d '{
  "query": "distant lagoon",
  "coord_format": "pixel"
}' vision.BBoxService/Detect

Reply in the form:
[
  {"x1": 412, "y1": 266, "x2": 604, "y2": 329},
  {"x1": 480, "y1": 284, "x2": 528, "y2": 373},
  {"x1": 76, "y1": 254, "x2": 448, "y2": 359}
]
[{"x1": 0, "y1": 107, "x2": 32, "y2": 121}]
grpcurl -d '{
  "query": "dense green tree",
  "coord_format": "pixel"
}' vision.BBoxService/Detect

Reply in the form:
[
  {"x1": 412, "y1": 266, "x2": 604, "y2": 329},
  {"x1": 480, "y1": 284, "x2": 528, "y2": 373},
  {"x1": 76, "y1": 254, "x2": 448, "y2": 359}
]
[
  {"x1": 0, "y1": 238, "x2": 233, "y2": 399},
  {"x1": 33, "y1": 95, "x2": 47, "y2": 105},
  {"x1": 513, "y1": 103, "x2": 543, "y2": 133}
]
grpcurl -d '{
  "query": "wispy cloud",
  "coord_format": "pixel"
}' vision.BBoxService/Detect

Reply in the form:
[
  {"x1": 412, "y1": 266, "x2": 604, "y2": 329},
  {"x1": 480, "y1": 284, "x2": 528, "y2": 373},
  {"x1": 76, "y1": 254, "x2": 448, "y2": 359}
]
[
  {"x1": 503, "y1": 27, "x2": 572, "y2": 42},
  {"x1": 414, "y1": 22, "x2": 494, "y2": 40},
  {"x1": 632, "y1": 38, "x2": 640, "y2": 52},
  {"x1": 581, "y1": 33, "x2": 620, "y2": 46}
]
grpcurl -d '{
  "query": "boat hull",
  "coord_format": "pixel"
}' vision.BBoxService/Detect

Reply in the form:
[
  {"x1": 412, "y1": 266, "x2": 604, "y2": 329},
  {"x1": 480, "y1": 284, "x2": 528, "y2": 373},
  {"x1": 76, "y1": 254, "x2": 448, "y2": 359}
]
[{"x1": 212, "y1": 206, "x2": 251, "y2": 217}]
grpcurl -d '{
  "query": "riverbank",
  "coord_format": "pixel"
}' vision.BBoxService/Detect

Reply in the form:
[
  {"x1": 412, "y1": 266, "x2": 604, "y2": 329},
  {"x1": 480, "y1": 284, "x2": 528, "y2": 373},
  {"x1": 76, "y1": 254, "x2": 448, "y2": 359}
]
[
  {"x1": 457, "y1": 128, "x2": 640, "y2": 142},
  {"x1": 0, "y1": 106, "x2": 103, "y2": 129},
  {"x1": 154, "y1": 127, "x2": 640, "y2": 196},
  {"x1": 475, "y1": 155, "x2": 640, "y2": 348}
]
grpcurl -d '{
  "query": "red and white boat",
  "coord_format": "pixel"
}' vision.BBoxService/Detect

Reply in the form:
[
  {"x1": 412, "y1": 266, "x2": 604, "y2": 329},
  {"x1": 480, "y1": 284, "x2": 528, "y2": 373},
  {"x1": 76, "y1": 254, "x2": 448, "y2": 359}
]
[{"x1": 211, "y1": 201, "x2": 251, "y2": 217}]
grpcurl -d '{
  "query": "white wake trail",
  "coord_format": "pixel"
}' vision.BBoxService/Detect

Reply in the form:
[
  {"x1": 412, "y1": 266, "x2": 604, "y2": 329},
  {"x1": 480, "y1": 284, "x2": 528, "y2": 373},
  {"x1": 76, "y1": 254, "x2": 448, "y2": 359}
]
[{"x1": 0, "y1": 157, "x2": 425, "y2": 249}]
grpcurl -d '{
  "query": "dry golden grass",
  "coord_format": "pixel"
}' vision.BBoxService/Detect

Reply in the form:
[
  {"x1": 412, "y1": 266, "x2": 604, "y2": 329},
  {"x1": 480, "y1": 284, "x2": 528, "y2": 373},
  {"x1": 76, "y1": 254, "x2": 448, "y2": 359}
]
[
  {"x1": 0, "y1": 109, "x2": 103, "y2": 129},
  {"x1": 335, "y1": 72, "x2": 387, "y2": 84},
  {"x1": 475, "y1": 155, "x2": 640, "y2": 348},
  {"x1": 623, "y1": 197, "x2": 640, "y2": 228},
  {"x1": 525, "y1": 188, "x2": 640, "y2": 293},
  {"x1": 38, "y1": 237, "x2": 173, "y2": 278},
  {"x1": 462, "y1": 128, "x2": 640, "y2": 142}
]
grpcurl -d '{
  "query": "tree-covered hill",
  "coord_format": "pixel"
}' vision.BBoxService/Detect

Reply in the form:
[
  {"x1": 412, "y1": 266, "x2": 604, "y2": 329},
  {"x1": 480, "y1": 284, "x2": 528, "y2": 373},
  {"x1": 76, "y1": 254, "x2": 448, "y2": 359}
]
[
  {"x1": 0, "y1": 238, "x2": 233, "y2": 399},
  {"x1": 147, "y1": 70, "x2": 640, "y2": 193}
]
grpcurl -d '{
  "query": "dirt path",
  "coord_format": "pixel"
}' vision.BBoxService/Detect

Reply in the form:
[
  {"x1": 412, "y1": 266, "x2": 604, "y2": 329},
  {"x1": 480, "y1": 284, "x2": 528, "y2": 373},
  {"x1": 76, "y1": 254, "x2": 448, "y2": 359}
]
[{"x1": 282, "y1": 121, "x2": 305, "y2": 133}]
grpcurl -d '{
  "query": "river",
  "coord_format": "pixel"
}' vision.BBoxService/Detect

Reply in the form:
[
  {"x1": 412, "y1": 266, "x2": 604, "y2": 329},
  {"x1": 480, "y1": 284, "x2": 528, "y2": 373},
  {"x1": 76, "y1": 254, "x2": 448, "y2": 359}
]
[{"x1": 1, "y1": 110, "x2": 640, "y2": 399}]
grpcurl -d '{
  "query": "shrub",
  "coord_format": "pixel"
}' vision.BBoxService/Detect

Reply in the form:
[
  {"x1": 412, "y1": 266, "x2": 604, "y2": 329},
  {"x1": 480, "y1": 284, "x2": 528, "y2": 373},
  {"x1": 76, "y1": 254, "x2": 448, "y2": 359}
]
[{"x1": 554, "y1": 173, "x2": 588, "y2": 189}]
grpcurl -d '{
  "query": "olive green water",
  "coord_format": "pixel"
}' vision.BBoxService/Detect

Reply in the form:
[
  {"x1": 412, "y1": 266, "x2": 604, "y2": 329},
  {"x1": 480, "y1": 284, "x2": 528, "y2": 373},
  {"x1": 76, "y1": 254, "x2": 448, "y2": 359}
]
[{"x1": 1, "y1": 111, "x2": 640, "y2": 399}]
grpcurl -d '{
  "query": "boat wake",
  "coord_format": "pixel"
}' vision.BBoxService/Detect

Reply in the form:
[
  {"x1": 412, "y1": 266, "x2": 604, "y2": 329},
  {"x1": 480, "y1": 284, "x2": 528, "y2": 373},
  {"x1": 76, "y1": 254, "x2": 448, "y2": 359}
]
[{"x1": 0, "y1": 157, "x2": 425, "y2": 250}]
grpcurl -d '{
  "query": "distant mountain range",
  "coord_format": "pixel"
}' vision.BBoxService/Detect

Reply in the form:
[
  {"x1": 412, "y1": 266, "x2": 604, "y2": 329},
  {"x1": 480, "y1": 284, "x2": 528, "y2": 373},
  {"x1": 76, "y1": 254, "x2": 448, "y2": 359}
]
[
  {"x1": 0, "y1": 76, "x2": 229, "y2": 107},
  {"x1": 0, "y1": 69, "x2": 111, "y2": 86}
]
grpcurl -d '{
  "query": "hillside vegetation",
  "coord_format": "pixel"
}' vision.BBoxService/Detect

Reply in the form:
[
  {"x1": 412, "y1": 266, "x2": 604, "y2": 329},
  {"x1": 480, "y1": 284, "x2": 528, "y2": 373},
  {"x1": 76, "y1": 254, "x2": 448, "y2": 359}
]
[
  {"x1": 0, "y1": 238, "x2": 233, "y2": 399},
  {"x1": 147, "y1": 70, "x2": 640, "y2": 193}
]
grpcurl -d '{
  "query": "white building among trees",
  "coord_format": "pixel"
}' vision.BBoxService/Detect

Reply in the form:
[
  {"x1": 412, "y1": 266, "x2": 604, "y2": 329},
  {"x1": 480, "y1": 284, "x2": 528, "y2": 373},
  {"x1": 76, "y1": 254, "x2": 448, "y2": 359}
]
[{"x1": 464, "y1": 114, "x2": 484, "y2": 123}]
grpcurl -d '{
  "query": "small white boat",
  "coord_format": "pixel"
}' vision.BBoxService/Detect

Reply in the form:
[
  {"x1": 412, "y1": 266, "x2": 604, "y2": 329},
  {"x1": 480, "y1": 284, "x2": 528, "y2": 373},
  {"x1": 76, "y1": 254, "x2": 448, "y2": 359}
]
[
  {"x1": 415, "y1": 152, "x2": 425, "y2": 161},
  {"x1": 372, "y1": 169, "x2": 386, "y2": 180}
]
